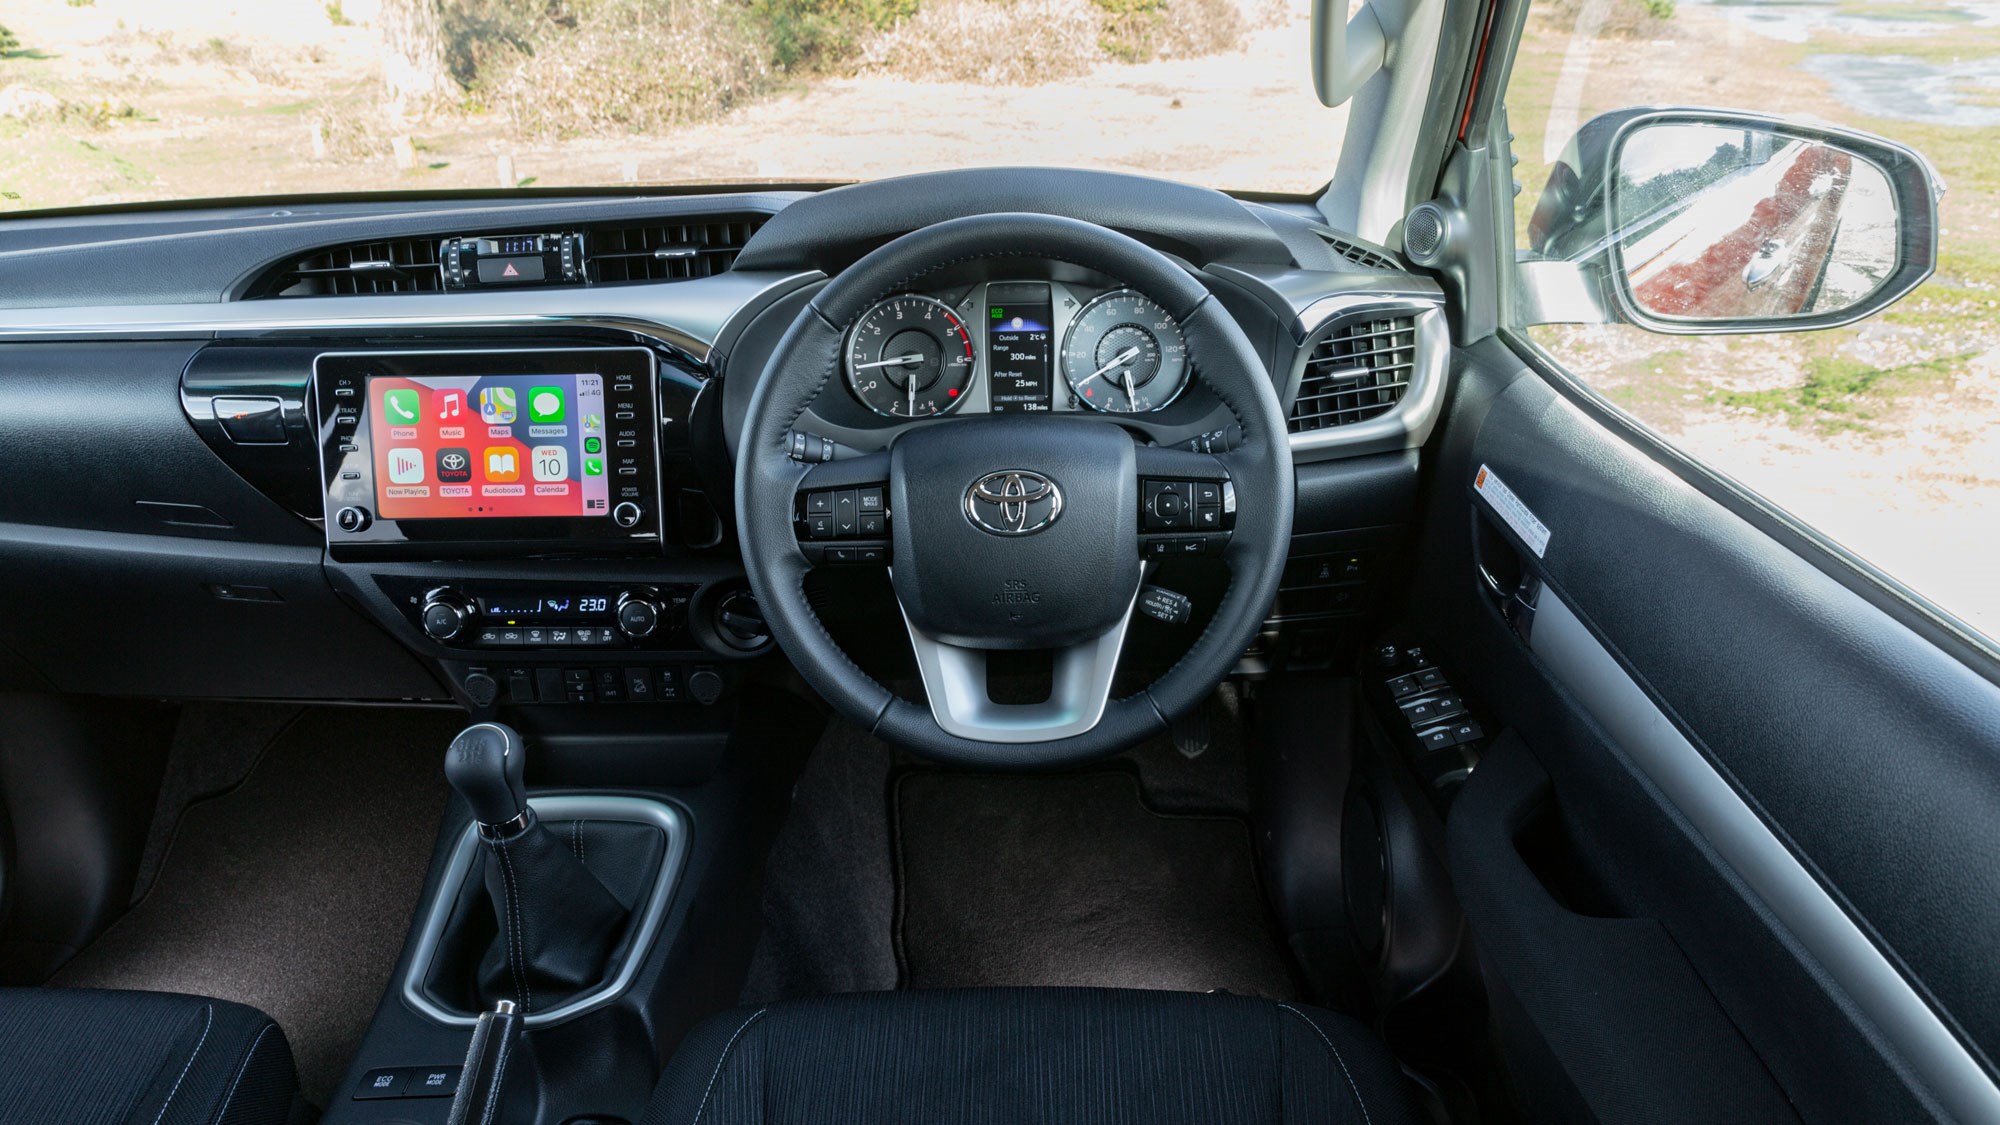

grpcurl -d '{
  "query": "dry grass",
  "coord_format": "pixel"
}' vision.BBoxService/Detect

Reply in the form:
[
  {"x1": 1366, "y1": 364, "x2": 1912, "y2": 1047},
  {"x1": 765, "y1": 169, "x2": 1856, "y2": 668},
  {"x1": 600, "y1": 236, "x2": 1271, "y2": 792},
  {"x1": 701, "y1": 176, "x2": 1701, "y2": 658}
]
[
  {"x1": 857, "y1": 0, "x2": 1106, "y2": 84},
  {"x1": 487, "y1": 0, "x2": 772, "y2": 139},
  {"x1": 857, "y1": 0, "x2": 1252, "y2": 86}
]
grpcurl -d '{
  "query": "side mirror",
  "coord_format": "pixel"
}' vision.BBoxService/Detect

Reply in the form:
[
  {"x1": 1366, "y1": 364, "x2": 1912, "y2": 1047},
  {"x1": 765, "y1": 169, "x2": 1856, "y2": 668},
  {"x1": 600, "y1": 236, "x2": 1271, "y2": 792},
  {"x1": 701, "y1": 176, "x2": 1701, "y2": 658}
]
[{"x1": 1522, "y1": 109, "x2": 1942, "y2": 335}]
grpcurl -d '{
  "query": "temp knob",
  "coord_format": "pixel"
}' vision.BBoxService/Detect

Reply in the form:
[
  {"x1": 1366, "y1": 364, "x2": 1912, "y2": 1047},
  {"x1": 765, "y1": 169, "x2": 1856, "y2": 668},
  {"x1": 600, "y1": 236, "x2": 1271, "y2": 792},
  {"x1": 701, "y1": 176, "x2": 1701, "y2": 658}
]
[
  {"x1": 421, "y1": 588, "x2": 474, "y2": 642},
  {"x1": 616, "y1": 589, "x2": 663, "y2": 639}
]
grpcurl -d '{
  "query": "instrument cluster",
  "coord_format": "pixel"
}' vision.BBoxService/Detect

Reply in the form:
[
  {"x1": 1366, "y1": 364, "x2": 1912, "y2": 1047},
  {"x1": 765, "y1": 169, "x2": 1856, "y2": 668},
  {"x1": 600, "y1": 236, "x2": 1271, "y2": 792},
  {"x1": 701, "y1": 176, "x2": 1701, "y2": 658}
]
[{"x1": 840, "y1": 280, "x2": 1192, "y2": 420}]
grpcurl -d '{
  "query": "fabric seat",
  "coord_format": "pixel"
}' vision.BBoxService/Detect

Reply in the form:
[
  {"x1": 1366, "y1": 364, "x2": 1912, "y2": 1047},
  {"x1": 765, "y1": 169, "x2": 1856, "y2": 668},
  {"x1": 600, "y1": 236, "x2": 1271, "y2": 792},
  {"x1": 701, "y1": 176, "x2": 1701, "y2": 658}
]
[
  {"x1": 0, "y1": 988, "x2": 305, "y2": 1125},
  {"x1": 644, "y1": 987, "x2": 1421, "y2": 1125}
]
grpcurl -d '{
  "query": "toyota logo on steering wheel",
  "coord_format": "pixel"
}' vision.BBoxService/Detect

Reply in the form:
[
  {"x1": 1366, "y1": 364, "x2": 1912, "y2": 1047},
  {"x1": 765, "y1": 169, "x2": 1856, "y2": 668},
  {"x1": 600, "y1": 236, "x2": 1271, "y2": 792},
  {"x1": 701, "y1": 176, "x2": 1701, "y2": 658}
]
[{"x1": 964, "y1": 470, "x2": 1064, "y2": 536}]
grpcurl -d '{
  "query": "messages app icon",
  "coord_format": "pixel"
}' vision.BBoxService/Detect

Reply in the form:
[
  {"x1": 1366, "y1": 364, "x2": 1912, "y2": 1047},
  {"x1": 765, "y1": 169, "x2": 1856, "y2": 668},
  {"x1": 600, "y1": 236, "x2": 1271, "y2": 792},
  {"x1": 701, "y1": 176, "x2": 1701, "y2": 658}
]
[
  {"x1": 528, "y1": 386, "x2": 565, "y2": 424},
  {"x1": 479, "y1": 387, "x2": 518, "y2": 424}
]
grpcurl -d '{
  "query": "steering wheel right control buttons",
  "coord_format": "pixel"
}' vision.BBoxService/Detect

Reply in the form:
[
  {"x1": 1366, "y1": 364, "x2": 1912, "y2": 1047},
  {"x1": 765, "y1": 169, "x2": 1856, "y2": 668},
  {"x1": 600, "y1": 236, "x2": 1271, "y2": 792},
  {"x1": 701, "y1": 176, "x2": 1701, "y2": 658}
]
[{"x1": 1138, "y1": 476, "x2": 1233, "y2": 558}]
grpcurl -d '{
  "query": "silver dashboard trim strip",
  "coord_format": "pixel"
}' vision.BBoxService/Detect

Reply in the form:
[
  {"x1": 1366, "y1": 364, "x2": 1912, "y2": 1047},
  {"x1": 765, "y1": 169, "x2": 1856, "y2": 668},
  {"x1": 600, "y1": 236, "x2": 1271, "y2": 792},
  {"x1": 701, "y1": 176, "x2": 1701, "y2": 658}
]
[
  {"x1": 0, "y1": 269, "x2": 823, "y2": 361},
  {"x1": 1531, "y1": 590, "x2": 2000, "y2": 1123},
  {"x1": 401, "y1": 794, "x2": 690, "y2": 1029}
]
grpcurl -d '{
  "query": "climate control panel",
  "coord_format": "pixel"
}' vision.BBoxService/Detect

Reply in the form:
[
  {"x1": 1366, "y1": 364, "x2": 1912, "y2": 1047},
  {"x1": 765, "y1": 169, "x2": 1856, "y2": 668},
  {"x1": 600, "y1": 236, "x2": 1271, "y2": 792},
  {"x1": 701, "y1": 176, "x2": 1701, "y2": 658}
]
[{"x1": 380, "y1": 578, "x2": 696, "y2": 651}]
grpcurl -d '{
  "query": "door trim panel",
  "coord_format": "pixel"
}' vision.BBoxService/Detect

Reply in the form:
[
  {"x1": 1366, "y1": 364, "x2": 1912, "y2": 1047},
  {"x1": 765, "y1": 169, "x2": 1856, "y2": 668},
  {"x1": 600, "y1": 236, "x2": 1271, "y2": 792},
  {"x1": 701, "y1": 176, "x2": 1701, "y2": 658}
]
[{"x1": 1532, "y1": 588, "x2": 2000, "y2": 1123}]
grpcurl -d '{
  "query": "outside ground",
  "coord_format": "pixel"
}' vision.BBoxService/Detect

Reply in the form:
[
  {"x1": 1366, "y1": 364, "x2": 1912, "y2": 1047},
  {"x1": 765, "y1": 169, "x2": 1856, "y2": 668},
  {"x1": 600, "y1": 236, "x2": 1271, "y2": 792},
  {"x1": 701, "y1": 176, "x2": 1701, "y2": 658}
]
[
  {"x1": 1510, "y1": 0, "x2": 2000, "y2": 641},
  {"x1": 0, "y1": 0, "x2": 1994, "y2": 640}
]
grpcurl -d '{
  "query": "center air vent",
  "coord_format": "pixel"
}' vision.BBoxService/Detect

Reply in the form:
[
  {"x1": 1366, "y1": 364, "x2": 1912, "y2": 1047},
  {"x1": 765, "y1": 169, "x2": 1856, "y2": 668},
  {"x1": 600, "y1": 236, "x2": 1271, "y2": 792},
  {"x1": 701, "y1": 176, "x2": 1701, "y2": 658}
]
[
  {"x1": 587, "y1": 217, "x2": 766, "y2": 285},
  {"x1": 258, "y1": 238, "x2": 443, "y2": 297},
  {"x1": 1289, "y1": 314, "x2": 1419, "y2": 433}
]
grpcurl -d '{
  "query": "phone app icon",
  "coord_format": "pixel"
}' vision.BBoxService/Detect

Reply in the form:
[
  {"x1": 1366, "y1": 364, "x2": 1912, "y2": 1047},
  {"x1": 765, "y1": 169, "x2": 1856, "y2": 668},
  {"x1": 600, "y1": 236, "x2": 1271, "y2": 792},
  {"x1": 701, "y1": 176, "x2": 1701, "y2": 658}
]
[
  {"x1": 437, "y1": 390, "x2": 465, "y2": 421},
  {"x1": 387, "y1": 447, "x2": 426, "y2": 484},
  {"x1": 583, "y1": 436, "x2": 602, "y2": 454},
  {"x1": 436, "y1": 447, "x2": 472, "y2": 483},
  {"x1": 384, "y1": 389, "x2": 421, "y2": 425},
  {"x1": 531, "y1": 445, "x2": 569, "y2": 482},
  {"x1": 583, "y1": 457, "x2": 604, "y2": 477},
  {"x1": 483, "y1": 447, "x2": 520, "y2": 482},
  {"x1": 479, "y1": 387, "x2": 518, "y2": 424},
  {"x1": 527, "y1": 386, "x2": 565, "y2": 424}
]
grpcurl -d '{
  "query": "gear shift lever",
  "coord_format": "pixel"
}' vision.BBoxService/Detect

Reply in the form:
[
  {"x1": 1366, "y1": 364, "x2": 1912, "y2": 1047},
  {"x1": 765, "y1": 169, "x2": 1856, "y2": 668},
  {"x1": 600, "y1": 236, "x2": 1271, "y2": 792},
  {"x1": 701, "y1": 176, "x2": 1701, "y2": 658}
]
[
  {"x1": 442, "y1": 722, "x2": 630, "y2": 1016},
  {"x1": 445, "y1": 723, "x2": 530, "y2": 833}
]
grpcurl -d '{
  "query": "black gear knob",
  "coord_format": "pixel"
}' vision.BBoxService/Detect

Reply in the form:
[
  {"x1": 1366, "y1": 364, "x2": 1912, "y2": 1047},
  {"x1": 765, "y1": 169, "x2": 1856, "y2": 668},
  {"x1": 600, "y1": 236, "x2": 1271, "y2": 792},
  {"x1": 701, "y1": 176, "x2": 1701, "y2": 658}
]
[{"x1": 446, "y1": 722, "x2": 529, "y2": 830}]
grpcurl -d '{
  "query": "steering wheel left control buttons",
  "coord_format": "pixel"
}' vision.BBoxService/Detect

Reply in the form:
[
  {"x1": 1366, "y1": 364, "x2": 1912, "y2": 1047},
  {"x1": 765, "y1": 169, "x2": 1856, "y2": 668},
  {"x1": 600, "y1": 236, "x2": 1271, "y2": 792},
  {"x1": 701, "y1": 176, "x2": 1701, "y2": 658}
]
[
  {"x1": 612, "y1": 501, "x2": 642, "y2": 528},
  {"x1": 335, "y1": 505, "x2": 371, "y2": 533}
]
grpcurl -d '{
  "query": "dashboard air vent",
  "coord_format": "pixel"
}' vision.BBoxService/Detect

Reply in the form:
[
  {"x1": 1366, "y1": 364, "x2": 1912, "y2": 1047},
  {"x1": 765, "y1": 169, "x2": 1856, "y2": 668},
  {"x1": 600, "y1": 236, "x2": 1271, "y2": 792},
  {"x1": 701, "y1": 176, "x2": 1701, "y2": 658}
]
[
  {"x1": 1290, "y1": 314, "x2": 1418, "y2": 433},
  {"x1": 586, "y1": 216, "x2": 767, "y2": 284},
  {"x1": 1316, "y1": 230, "x2": 1401, "y2": 271},
  {"x1": 258, "y1": 238, "x2": 443, "y2": 296}
]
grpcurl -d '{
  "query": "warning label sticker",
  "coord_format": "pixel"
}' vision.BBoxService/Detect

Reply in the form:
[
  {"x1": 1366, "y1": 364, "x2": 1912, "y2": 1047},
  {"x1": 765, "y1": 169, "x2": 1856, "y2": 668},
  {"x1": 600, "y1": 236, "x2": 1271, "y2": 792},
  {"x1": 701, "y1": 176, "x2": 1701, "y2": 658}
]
[{"x1": 1473, "y1": 464, "x2": 1550, "y2": 558}]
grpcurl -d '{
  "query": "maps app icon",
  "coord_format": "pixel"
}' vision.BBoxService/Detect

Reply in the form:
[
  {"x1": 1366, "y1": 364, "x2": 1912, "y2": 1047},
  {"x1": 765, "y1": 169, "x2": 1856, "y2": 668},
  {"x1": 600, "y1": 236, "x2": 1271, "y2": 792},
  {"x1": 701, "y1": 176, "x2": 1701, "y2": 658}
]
[{"x1": 479, "y1": 387, "x2": 518, "y2": 424}]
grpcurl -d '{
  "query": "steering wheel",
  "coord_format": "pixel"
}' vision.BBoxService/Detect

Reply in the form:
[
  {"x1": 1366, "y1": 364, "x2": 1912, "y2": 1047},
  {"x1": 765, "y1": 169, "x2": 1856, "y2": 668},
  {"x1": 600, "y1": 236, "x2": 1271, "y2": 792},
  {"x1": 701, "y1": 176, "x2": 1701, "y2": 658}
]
[{"x1": 737, "y1": 213, "x2": 1294, "y2": 768}]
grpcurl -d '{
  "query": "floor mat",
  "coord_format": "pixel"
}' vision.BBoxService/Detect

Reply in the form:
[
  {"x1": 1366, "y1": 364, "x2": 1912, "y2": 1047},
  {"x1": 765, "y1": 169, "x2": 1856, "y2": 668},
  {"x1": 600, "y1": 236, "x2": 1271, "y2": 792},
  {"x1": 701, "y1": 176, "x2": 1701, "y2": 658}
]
[
  {"x1": 53, "y1": 705, "x2": 461, "y2": 1106},
  {"x1": 893, "y1": 770, "x2": 1298, "y2": 999},
  {"x1": 738, "y1": 720, "x2": 900, "y2": 1004}
]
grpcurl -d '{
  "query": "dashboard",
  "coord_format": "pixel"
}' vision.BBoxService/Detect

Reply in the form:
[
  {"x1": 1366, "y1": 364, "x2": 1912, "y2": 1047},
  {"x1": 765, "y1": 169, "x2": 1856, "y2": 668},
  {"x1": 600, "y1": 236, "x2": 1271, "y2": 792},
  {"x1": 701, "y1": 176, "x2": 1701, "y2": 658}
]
[{"x1": 0, "y1": 167, "x2": 1446, "y2": 714}]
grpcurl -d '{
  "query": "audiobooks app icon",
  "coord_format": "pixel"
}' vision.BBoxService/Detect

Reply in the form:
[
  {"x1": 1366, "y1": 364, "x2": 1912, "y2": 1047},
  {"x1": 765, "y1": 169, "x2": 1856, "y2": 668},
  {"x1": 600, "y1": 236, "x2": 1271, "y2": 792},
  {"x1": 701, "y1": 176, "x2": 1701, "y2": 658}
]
[{"x1": 483, "y1": 447, "x2": 521, "y2": 483}]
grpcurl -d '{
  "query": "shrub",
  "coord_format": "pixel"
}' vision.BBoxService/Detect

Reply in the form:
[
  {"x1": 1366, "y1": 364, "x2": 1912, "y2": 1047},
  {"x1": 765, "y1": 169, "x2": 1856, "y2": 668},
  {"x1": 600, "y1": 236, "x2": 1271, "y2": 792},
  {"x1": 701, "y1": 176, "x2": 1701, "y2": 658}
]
[
  {"x1": 857, "y1": 0, "x2": 1104, "y2": 84},
  {"x1": 745, "y1": 0, "x2": 918, "y2": 72},
  {"x1": 488, "y1": 0, "x2": 771, "y2": 138},
  {"x1": 1096, "y1": 0, "x2": 1245, "y2": 63}
]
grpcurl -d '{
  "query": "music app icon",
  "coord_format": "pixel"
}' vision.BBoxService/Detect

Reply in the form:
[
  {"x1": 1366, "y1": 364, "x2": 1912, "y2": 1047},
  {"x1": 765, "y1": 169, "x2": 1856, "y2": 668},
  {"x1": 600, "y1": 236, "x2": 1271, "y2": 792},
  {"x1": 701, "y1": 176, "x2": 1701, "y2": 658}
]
[{"x1": 437, "y1": 390, "x2": 465, "y2": 421}]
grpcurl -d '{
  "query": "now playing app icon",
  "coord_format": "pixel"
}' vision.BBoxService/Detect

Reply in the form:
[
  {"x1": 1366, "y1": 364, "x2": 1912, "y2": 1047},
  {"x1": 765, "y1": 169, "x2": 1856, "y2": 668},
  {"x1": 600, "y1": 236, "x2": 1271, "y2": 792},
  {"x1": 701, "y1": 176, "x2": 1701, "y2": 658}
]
[{"x1": 436, "y1": 447, "x2": 472, "y2": 483}]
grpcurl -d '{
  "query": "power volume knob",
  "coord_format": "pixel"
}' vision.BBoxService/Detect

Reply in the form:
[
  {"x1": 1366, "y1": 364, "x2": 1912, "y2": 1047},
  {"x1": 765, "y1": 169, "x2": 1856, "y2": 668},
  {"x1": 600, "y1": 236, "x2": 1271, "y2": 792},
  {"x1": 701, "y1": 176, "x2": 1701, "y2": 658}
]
[
  {"x1": 616, "y1": 589, "x2": 664, "y2": 639},
  {"x1": 421, "y1": 588, "x2": 474, "y2": 642}
]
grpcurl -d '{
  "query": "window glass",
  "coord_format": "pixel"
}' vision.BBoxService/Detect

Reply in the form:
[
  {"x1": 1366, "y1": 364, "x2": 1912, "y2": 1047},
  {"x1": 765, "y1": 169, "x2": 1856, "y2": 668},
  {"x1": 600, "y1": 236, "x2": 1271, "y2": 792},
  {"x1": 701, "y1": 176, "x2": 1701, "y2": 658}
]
[{"x1": 1508, "y1": 0, "x2": 2000, "y2": 643}]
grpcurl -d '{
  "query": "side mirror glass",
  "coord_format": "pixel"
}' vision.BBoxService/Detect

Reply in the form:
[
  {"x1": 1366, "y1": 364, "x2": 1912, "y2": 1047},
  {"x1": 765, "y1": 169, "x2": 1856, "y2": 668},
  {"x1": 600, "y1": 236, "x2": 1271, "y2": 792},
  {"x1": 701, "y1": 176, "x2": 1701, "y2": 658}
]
[{"x1": 1523, "y1": 110, "x2": 1941, "y2": 335}]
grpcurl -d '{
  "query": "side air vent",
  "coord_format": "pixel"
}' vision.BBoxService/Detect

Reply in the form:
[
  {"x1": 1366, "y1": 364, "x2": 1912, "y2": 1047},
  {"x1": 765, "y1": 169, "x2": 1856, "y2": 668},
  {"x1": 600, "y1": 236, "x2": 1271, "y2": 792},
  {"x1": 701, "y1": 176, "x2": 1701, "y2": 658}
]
[
  {"x1": 586, "y1": 216, "x2": 766, "y2": 285},
  {"x1": 1316, "y1": 230, "x2": 1402, "y2": 271},
  {"x1": 1289, "y1": 314, "x2": 1419, "y2": 433},
  {"x1": 257, "y1": 238, "x2": 443, "y2": 297}
]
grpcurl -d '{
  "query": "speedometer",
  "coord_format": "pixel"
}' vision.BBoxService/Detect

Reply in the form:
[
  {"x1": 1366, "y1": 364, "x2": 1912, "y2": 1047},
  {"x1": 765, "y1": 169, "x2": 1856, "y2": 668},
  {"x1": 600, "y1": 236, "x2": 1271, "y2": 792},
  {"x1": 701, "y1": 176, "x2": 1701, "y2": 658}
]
[
  {"x1": 1061, "y1": 289, "x2": 1190, "y2": 413},
  {"x1": 845, "y1": 295, "x2": 977, "y2": 418}
]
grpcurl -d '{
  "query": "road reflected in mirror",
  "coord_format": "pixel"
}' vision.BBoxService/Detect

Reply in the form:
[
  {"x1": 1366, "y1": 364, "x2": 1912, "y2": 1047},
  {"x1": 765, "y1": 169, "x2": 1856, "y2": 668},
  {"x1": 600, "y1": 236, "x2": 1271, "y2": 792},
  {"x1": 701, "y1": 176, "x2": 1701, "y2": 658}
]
[{"x1": 1614, "y1": 122, "x2": 1899, "y2": 323}]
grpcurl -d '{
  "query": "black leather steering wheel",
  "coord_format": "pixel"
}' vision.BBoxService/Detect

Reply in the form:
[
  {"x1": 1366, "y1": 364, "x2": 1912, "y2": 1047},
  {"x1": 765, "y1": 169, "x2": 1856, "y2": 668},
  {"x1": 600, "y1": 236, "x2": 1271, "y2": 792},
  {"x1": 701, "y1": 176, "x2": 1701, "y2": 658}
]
[{"x1": 737, "y1": 213, "x2": 1294, "y2": 768}]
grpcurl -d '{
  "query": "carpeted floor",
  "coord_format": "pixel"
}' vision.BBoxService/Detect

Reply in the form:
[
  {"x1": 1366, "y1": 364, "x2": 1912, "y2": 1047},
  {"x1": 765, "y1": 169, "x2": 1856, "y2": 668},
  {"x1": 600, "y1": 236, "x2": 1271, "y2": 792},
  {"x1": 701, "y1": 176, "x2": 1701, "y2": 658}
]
[
  {"x1": 53, "y1": 705, "x2": 462, "y2": 1106},
  {"x1": 892, "y1": 770, "x2": 1299, "y2": 999},
  {"x1": 739, "y1": 689, "x2": 1296, "y2": 1005}
]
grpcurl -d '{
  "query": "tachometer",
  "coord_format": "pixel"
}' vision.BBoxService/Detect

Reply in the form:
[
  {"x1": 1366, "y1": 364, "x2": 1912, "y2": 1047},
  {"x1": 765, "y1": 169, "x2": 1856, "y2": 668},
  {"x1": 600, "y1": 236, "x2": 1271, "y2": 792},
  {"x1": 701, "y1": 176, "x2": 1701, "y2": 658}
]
[
  {"x1": 1061, "y1": 289, "x2": 1190, "y2": 413},
  {"x1": 845, "y1": 295, "x2": 977, "y2": 418}
]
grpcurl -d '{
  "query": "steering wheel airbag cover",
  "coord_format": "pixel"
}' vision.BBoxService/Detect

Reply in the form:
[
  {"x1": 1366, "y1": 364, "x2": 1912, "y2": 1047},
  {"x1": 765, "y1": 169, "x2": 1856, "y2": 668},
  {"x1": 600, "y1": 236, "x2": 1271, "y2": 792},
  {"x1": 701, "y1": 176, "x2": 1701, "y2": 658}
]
[{"x1": 737, "y1": 213, "x2": 1293, "y2": 768}]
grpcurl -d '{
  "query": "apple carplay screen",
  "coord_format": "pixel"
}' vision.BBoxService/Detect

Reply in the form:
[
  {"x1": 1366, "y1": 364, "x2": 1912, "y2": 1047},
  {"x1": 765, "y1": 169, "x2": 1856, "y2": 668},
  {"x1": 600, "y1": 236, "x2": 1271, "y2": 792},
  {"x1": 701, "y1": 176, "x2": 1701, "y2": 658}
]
[{"x1": 368, "y1": 374, "x2": 612, "y2": 520}]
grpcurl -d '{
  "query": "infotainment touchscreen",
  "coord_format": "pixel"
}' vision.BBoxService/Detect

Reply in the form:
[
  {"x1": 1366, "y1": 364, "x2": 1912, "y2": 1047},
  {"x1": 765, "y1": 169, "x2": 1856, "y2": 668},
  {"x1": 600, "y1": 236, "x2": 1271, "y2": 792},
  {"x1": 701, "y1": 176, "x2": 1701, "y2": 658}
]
[
  {"x1": 315, "y1": 347, "x2": 662, "y2": 556},
  {"x1": 367, "y1": 373, "x2": 611, "y2": 520}
]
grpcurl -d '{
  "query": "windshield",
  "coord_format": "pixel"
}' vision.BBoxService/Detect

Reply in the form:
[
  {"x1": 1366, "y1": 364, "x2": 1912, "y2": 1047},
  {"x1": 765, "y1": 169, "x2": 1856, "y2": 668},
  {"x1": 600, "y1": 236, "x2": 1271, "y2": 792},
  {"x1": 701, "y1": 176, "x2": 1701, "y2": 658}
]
[{"x1": 0, "y1": 0, "x2": 1340, "y2": 213}]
